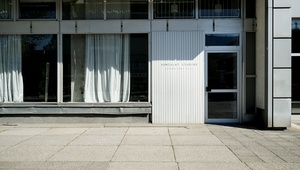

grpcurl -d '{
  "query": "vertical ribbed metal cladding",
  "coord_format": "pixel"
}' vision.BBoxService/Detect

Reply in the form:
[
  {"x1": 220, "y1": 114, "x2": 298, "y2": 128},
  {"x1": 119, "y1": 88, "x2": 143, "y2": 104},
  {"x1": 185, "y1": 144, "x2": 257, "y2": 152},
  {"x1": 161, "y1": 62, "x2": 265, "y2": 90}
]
[{"x1": 152, "y1": 31, "x2": 204, "y2": 124}]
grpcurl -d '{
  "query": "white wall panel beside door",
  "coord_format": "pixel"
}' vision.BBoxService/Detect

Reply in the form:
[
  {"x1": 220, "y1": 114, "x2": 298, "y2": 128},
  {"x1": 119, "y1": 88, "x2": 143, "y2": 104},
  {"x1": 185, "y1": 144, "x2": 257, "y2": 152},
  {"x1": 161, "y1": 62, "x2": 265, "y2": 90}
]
[{"x1": 152, "y1": 31, "x2": 204, "y2": 123}]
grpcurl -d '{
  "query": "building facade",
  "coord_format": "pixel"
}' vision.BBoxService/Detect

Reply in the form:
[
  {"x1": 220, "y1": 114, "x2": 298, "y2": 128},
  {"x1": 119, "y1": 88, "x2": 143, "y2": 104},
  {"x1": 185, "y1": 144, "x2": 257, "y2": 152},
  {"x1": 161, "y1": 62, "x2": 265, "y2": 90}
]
[{"x1": 0, "y1": 0, "x2": 299, "y2": 128}]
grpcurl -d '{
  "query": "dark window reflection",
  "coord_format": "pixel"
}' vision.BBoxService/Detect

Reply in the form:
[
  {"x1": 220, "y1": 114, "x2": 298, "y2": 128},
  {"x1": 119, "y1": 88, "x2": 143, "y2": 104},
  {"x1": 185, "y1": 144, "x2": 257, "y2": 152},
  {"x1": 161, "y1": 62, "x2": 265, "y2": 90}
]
[
  {"x1": 22, "y1": 35, "x2": 57, "y2": 102},
  {"x1": 153, "y1": 0, "x2": 195, "y2": 19},
  {"x1": 208, "y1": 93, "x2": 237, "y2": 119},
  {"x1": 292, "y1": 57, "x2": 300, "y2": 101},
  {"x1": 199, "y1": 0, "x2": 240, "y2": 18},
  {"x1": 292, "y1": 19, "x2": 300, "y2": 53},
  {"x1": 62, "y1": 0, "x2": 148, "y2": 20},
  {"x1": 19, "y1": 1, "x2": 56, "y2": 19},
  {"x1": 206, "y1": 34, "x2": 239, "y2": 46},
  {"x1": 208, "y1": 53, "x2": 237, "y2": 89},
  {"x1": 0, "y1": 0, "x2": 12, "y2": 19}
]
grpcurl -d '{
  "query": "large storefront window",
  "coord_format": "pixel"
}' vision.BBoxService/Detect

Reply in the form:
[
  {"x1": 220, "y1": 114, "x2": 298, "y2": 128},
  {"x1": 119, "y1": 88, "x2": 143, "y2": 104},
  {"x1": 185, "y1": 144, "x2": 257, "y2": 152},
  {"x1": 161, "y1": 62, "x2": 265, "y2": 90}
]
[
  {"x1": 62, "y1": 0, "x2": 148, "y2": 20},
  {"x1": 0, "y1": 0, "x2": 12, "y2": 19},
  {"x1": 153, "y1": 0, "x2": 195, "y2": 19},
  {"x1": 63, "y1": 34, "x2": 148, "y2": 102},
  {"x1": 292, "y1": 19, "x2": 300, "y2": 101},
  {"x1": 199, "y1": 0, "x2": 240, "y2": 18},
  {"x1": 0, "y1": 34, "x2": 57, "y2": 103},
  {"x1": 19, "y1": 0, "x2": 56, "y2": 19}
]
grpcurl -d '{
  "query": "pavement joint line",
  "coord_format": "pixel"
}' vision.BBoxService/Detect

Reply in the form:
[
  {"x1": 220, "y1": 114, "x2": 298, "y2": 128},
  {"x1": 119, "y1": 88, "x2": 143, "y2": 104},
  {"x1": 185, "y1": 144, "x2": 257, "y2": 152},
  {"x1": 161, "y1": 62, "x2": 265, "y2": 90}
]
[
  {"x1": 44, "y1": 127, "x2": 89, "y2": 162},
  {"x1": 109, "y1": 126, "x2": 129, "y2": 163},
  {"x1": 168, "y1": 127, "x2": 178, "y2": 168}
]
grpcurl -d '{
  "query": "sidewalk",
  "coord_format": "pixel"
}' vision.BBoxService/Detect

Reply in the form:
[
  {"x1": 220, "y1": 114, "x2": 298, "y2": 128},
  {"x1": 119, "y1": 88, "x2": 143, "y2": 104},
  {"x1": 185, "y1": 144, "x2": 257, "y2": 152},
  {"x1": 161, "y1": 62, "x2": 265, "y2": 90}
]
[{"x1": 1, "y1": 123, "x2": 300, "y2": 170}]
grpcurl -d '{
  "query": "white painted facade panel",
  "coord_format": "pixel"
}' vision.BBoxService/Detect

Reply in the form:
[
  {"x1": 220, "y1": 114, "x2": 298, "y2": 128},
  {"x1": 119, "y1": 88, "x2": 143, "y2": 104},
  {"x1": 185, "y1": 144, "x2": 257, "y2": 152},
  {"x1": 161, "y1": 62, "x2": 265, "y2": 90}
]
[
  {"x1": 291, "y1": 0, "x2": 300, "y2": 16},
  {"x1": 273, "y1": 69, "x2": 292, "y2": 98},
  {"x1": 273, "y1": 9, "x2": 291, "y2": 37},
  {"x1": 274, "y1": 99, "x2": 292, "y2": 127},
  {"x1": 152, "y1": 31, "x2": 204, "y2": 123},
  {"x1": 274, "y1": 0, "x2": 291, "y2": 8},
  {"x1": 274, "y1": 39, "x2": 291, "y2": 67}
]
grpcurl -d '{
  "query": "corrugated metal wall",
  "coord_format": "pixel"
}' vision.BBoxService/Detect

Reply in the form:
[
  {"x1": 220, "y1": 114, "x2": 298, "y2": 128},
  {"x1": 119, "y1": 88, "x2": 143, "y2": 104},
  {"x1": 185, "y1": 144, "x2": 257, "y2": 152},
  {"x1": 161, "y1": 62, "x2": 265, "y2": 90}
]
[{"x1": 152, "y1": 31, "x2": 204, "y2": 123}]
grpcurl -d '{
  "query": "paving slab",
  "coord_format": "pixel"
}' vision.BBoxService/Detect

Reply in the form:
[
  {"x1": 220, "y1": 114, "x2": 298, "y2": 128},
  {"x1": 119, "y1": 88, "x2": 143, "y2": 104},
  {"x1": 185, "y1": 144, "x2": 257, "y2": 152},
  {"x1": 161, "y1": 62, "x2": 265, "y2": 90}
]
[
  {"x1": 247, "y1": 163, "x2": 300, "y2": 170},
  {"x1": 178, "y1": 162, "x2": 251, "y2": 170},
  {"x1": 169, "y1": 127, "x2": 211, "y2": 135},
  {"x1": 40, "y1": 128, "x2": 87, "y2": 135},
  {"x1": 0, "y1": 161, "x2": 89, "y2": 170},
  {"x1": 0, "y1": 145, "x2": 63, "y2": 161},
  {"x1": 236, "y1": 155, "x2": 264, "y2": 163},
  {"x1": 49, "y1": 146, "x2": 118, "y2": 161},
  {"x1": 112, "y1": 146, "x2": 175, "y2": 162},
  {"x1": 174, "y1": 146, "x2": 240, "y2": 162},
  {"x1": 18, "y1": 135, "x2": 79, "y2": 146},
  {"x1": 171, "y1": 135, "x2": 223, "y2": 146},
  {"x1": 0, "y1": 124, "x2": 300, "y2": 169},
  {"x1": 108, "y1": 162, "x2": 178, "y2": 170},
  {"x1": 83, "y1": 127, "x2": 128, "y2": 135},
  {"x1": 83, "y1": 162, "x2": 110, "y2": 170},
  {"x1": 0, "y1": 135, "x2": 33, "y2": 146},
  {"x1": 69, "y1": 135, "x2": 124, "y2": 146},
  {"x1": 121, "y1": 135, "x2": 171, "y2": 146},
  {"x1": 0, "y1": 128, "x2": 49, "y2": 136},
  {"x1": 0, "y1": 146, "x2": 10, "y2": 152},
  {"x1": 126, "y1": 127, "x2": 169, "y2": 135}
]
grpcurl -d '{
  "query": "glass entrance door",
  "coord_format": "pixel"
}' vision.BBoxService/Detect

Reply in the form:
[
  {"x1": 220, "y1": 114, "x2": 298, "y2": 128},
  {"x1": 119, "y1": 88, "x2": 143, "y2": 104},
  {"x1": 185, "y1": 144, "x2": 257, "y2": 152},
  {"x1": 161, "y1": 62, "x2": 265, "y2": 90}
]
[{"x1": 205, "y1": 52, "x2": 240, "y2": 123}]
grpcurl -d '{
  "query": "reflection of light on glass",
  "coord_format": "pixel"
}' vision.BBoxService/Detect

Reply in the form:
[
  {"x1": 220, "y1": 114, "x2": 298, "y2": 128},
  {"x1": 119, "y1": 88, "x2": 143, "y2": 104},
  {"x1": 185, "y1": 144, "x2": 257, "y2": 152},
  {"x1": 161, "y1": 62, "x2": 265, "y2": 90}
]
[
  {"x1": 293, "y1": 20, "x2": 299, "y2": 29},
  {"x1": 215, "y1": 1, "x2": 222, "y2": 14},
  {"x1": 171, "y1": 4, "x2": 178, "y2": 13}
]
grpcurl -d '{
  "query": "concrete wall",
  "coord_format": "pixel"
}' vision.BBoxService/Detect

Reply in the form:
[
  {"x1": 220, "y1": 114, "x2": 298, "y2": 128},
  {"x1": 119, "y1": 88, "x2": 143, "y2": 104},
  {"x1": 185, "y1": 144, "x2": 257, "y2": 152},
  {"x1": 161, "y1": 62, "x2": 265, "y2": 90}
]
[{"x1": 256, "y1": 0, "x2": 266, "y2": 111}]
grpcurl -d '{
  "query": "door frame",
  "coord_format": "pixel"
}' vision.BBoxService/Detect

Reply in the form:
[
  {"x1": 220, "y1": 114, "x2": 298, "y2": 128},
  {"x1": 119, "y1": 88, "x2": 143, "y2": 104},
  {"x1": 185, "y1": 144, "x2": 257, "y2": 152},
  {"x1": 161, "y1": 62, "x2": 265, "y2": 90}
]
[{"x1": 204, "y1": 50, "x2": 242, "y2": 123}]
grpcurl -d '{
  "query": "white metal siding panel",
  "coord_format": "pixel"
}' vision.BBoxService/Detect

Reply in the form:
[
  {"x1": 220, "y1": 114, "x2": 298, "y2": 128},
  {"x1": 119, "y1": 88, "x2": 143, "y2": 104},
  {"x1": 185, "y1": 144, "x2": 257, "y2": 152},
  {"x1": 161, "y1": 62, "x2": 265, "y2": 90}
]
[
  {"x1": 292, "y1": 0, "x2": 300, "y2": 16},
  {"x1": 152, "y1": 31, "x2": 204, "y2": 123}
]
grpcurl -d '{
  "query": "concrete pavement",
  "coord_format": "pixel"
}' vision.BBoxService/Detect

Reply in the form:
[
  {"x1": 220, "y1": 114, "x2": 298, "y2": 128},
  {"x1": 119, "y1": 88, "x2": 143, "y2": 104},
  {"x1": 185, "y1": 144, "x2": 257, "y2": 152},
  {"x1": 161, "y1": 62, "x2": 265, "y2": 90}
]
[{"x1": 1, "y1": 123, "x2": 300, "y2": 169}]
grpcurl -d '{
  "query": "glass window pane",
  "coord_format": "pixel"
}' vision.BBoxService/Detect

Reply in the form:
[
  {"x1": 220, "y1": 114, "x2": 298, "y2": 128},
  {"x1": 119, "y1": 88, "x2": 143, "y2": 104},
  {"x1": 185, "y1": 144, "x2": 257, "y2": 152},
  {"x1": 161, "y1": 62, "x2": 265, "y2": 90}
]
[
  {"x1": 154, "y1": 0, "x2": 195, "y2": 19},
  {"x1": 292, "y1": 57, "x2": 300, "y2": 101},
  {"x1": 208, "y1": 93, "x2": 237, "y2": 119},
  {"x1": 22, "y1": 35, "x2": 57, "y2": 102},
  {"x1": 208, "y1": 53, "x2": 237, "y2": 89},
  {"x1": 206, "y1": 34, "x2": 239, "y2": 46},
  {"x1": 246, "y1": 0, "x2": 255, "y2": 18},
  {"x1": 62, "y1": 0, "x2": 148, "y2": 20},
  {"x1": 63, "y1": 34, "x2": 148, "y2": 102},
  {"x1": 199, "y1": 0, "x2": 240, "y2": 18},
  {"x1": 107, "y1": 0, "x2": 148, "y2": 19},
  {"x1": 292, "y1": 19, "x2": 300, "y2": 53},
  {"x1": 0, "y1": 35, "x2": 57, "y2": 103},
  {"x1": 0, "y1": 0, "x2": 12, "y2": 19},
  {"x1": 19, "y1": 0, "x2": 56, "y2": 19},
  {"x1": 62, "y1": 0, "x2": 104, "y2": 20}
]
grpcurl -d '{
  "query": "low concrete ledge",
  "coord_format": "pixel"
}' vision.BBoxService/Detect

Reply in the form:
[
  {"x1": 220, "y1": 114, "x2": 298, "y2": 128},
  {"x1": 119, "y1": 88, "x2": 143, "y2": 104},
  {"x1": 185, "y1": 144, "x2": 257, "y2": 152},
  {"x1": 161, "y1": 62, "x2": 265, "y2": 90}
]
[{"x1": 0, "y1": 103, "x2": 152, "y2": 115}]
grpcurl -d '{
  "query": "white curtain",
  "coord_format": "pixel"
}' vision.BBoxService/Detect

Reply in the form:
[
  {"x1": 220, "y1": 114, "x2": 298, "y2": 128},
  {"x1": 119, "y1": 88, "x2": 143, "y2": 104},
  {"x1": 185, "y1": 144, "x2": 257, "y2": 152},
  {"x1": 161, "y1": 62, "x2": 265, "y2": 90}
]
[
  {"x1": 0, "y1": 35, "x2": 23, "y2": 102},
  {"x1": 0, "y1": 0, "x2": 11, "y2": 19},
  {"x1": 84, "y1": 34, "x2": 130, "y2": 102}
]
